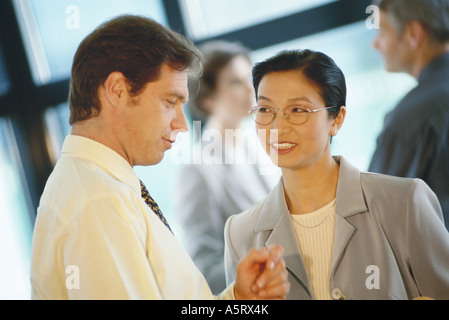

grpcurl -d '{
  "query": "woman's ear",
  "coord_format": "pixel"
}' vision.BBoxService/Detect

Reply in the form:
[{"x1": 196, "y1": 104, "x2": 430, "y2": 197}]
[{"x1": 331, "y1": 106, "x2": 346, "y2": 136}]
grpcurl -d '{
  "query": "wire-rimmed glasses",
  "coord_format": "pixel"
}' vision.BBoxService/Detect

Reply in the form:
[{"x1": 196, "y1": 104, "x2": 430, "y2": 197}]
[{"x1": 249, "y1": 104, "x2": 338, "y2": 125}]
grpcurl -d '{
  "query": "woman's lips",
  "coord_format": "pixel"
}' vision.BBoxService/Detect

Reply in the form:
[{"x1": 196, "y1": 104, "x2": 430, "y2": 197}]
[{"x1": 270, "y1": 142, "x2": 297, "y2": 154}]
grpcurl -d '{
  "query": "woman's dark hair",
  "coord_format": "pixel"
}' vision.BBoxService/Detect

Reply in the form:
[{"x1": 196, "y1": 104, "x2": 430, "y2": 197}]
[
  {"x1": 252, "y1": 49, "x2": 346, "y2": 119},
  {"x1": 69, "y1": 15, "x2": 202, "y2": 125}
]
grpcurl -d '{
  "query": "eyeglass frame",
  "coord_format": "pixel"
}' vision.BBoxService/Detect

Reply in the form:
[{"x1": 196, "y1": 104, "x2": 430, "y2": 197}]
[{"x1": 248, "y1": 105, "x2": 339, "y2": 125}]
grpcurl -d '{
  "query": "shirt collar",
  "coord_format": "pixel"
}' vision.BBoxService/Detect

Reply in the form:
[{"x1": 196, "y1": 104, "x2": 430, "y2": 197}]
[
  {"x1": 61, "y1": 135, "x2": 141, "y2": 195},
  {"x1": 418, "y1": 52, "x2": 449, "y2": 84}
]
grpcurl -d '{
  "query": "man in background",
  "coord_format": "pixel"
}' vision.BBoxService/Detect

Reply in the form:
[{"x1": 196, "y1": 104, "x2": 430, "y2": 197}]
[{"x1": 369, "y1": 0, "x2": 449, "y2": 230}]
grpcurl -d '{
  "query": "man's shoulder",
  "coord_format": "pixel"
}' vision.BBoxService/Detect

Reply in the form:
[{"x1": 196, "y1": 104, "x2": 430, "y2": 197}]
[
  {"x1": 40, "y1": 155, "x2": 127, "y2": 212},
  {"x1": 400, "y1": 72, "x2": 449, "y2": 114},
  {"x1": 383, "y1": 87, "x2": 449, "y2": 138}
]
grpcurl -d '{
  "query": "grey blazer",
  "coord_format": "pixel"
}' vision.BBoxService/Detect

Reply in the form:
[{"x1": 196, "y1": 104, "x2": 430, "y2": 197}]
[{"x1": 224, "y1": 156, "x2": 449, "y2": 300}]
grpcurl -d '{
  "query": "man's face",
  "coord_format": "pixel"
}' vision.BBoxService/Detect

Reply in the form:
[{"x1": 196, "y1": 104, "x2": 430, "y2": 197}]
[
  {"x1": 373, "y1": 11, "x2": 414, "y2": 73},
  {"x1": 119, "y1": 63, "x2": 189, "y2": 166}
]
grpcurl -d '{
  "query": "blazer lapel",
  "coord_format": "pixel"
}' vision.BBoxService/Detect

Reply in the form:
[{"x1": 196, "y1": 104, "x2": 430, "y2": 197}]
[
  {"x1": 331, "y1": 214, "x2": 355, "y2": 273},
  {"x1": 266, "y1": 213, "x2": 314, "y2": 298},
  {"x1": 254, "y1": 180, "x2": 314, "y2": 299},
  {"x1": 331, "y1": 156, "x2": 368, "y2": 277}
]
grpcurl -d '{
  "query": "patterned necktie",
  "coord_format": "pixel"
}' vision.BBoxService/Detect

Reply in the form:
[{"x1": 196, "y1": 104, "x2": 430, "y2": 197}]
[{"x1": 140, "y1": 180, "x2": 173, "y2": 234}]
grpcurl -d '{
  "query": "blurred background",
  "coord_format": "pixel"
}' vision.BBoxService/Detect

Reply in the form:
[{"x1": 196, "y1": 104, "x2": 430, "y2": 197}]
[{"x1": 0, "y1": 0, "x2": 416, "y2": 299}]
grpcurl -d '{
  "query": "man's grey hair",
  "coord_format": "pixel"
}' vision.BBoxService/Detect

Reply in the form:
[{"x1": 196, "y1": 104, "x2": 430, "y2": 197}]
[{"x1": 373, "y1": 0, "x2": 449, "y2": 43}]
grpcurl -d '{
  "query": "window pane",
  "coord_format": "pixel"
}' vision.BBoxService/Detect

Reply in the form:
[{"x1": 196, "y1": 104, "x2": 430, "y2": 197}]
[
  {"x1": 180, "y1": 0, "x2": 337, "y2": 40},
  {"x1": 13, "y1": 0, "x2": 168, "y2": 86},
  {"x1": 0, "y1": 118, "x2": 34, "y2": 299},
  {"x1": 44, "y1": 103, "x2": 71, "y2": 165},
  {"x1": 251, "y1": 21, "x2": 417, "y2": 170},
  {"x1": 0, "y1": 43, "x2": 10, "y2": 96}
]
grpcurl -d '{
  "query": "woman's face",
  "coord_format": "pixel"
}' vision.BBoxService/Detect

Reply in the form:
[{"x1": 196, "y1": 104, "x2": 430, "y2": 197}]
[
  {"x1": 255, "y1": 70, "x2": 343, "y2": 171},
  {"x1": 208, "y1": 55, "x2": 255, "y2": 125}
]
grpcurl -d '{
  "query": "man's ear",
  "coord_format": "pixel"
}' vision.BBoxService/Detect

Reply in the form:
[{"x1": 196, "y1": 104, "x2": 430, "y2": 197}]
[
  {"x1": 404, "y1": 20, "x2": 426, "y2": 50},
  {"x1": 102, "y1": 72, "x2": 127, "y2": 107}
]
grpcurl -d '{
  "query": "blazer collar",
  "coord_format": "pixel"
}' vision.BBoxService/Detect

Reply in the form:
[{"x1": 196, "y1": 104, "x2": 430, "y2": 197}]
[
  {"x1": 334, "y1": 156, "x2": 368, "y2": 218},
  {"x1": 253, "y1": 177, "x2": 287, "y2": 233},
  {"x1": 254, "y1": 155, "x2": 367, "y2": 233}
]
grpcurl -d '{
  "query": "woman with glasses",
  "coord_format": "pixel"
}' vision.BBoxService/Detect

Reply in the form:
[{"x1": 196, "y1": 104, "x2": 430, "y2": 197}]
[{"x1": 224, "y1": 49, "x2": 449, "y2": 300}]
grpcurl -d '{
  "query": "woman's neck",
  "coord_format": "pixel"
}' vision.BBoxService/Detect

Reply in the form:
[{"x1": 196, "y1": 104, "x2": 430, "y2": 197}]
[{"x1": 282, "y1": 156, "x2": 340, "y2": 215}]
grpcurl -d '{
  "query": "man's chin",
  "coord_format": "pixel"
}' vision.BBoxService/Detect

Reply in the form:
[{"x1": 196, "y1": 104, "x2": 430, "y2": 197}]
[
  {"x1": 151, "y1": 155, "x2": 165, "y2": 166},
  {"x1": 135, "y1": 154, "x2": 165, "y2": 167},
  {"x1": 383, "y1": 60, "x2": 403, "y2": 74}
]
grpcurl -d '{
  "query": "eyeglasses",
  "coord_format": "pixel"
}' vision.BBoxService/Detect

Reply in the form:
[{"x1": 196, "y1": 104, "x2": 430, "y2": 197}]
[{"x1": 249, "y1": 105, "x2": 338, "y2": 125}]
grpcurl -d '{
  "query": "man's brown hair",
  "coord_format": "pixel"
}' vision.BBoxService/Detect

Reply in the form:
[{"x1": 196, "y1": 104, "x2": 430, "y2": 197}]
[{"x1": 69, "y1": 15, "x2": 202, "y2": 125}]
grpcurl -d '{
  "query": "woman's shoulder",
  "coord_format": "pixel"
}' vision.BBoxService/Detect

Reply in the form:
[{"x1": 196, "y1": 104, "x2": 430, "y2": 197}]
[
  {"x1": 359, "y1": 171, "x2": 441, "y2": 220},
  {"x1": 225, "y1": 196, "x2": 273, "y2": 254},
  {"x1": 227, "y1": 197, "x2": 266, "y2": 230},
  {"x1": 360, "y1": 171, "x2": 429, "y2": 196}
]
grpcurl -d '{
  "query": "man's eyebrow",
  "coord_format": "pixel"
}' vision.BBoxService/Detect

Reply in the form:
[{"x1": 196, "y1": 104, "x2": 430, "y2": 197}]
[{"x1": 166, "y1": 92, "x2": 188, "y2": 103}]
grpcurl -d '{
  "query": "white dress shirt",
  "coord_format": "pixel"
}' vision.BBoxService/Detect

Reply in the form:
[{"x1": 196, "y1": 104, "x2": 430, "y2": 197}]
[{"x1": 30, "y1": 135, "x2": 234, "y2": 300}]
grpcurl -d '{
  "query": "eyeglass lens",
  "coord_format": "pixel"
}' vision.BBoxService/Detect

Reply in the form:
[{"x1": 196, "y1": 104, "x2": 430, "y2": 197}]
[{"x1": 251, "y1": 105, "x2": 311, "y2": 125}]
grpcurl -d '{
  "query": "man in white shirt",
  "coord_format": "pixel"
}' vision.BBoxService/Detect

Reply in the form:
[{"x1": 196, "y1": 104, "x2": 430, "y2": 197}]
[{"x1": 30, "y1": 15, "x2": 289, "y2": 300}]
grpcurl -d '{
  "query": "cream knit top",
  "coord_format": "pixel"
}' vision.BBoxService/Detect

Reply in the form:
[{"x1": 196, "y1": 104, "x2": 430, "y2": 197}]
[{"x1": 290, "y1": 199, "x2": 336, "y2": 300}]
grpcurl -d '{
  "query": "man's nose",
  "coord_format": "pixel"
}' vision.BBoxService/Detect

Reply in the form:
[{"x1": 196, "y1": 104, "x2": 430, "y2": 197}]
[{"x1": 171, "y1": 107, "x2": 189, "y2": 140}]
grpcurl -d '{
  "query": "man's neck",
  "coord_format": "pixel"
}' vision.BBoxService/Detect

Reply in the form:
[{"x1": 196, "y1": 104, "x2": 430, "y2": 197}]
[{"x1": 71, "y1": 119, "x2": 126, "y2": 162}]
